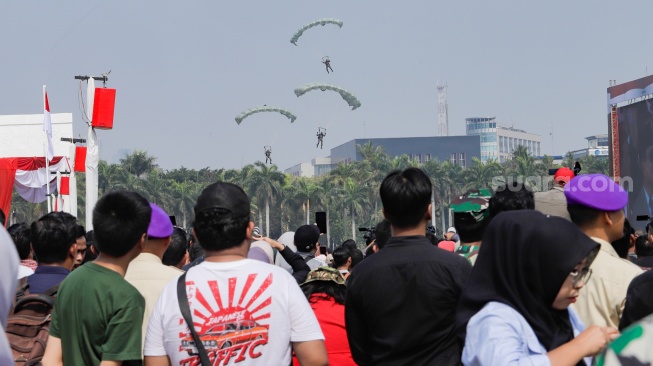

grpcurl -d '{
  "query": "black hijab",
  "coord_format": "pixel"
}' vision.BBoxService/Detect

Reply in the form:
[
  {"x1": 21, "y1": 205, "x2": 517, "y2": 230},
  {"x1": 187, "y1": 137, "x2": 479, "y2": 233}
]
[{"x1": 456, "y1": 210, "x2": 599, "y2": 354}]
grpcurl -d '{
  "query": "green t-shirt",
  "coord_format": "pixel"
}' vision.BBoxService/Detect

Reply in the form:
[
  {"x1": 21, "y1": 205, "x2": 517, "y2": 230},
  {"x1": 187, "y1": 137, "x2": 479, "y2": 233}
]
[{"x1": 50, "y1": 262, "x2": 145, "y2": 365}]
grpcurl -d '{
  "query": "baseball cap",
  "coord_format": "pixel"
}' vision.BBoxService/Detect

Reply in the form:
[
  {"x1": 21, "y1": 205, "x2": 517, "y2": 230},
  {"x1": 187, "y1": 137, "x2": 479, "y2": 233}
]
[
  {"x1": 301, "y1": 266, "x2": 346, "y2": 286},
  {"x1": 148, "y1": 203, "x2": 173, "y2": 238},
  {"x1": 564, "y1": 174, "x2": 627, "y2": 211},
  {"x1": 447, "y1": 227, "x2": 457, "y2": 233},
  {"x1": 194, "y1": 182, "x2": 250, "y2": 220},
  {"x1": 294, "y1": 225, "x2": 320, "y2": 252},
  {"x1": 554, "y1": 167, "x2": 575, "y2": 184}
]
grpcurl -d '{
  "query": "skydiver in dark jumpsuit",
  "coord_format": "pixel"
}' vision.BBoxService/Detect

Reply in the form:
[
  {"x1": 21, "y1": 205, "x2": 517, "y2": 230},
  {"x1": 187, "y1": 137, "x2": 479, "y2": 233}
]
[
  {"x1": 265, "y1": 147, "x2": 272, "y2": 164},
  {"x1": 322, "y1": 58, "x2": 333, "y2": 73},
  {"x1": 317, "y1": 130, "x2": 326, "y2": 149}
]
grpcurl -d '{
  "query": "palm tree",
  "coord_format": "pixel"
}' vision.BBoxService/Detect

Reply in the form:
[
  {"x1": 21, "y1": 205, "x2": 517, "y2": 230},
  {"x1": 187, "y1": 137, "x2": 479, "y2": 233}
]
[
  {"x1": 293, "y1": 177, "x2": 323, "y2": 225},
  {"x1": 316, "y1": 176, "x2": 341, "y2": 249},
  {"x1": 340, "y1": 178, "x2": 369, "y2": 240},
  {"x1": 169, "y1": 180, "x2": 199, "y2": 228},
  {"x1": 119, "y1": 150, "x2": 158, "y2": 177},
  {"x1": 464, "y1": 157, "x2": 503, "y2": 191},
  {"x1": 246, "y1": 162, "x2": 285, "y2": 236}
]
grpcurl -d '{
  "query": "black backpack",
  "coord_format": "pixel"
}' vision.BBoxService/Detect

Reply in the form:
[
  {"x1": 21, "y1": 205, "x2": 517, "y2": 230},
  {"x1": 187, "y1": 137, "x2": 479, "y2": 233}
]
[{"x1": 6, "y1": 285, "x2": 58, "y2": 366}]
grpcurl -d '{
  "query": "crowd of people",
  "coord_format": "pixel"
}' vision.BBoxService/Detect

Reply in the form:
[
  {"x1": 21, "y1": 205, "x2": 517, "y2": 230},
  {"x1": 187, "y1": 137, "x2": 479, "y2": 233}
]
[{"x1": 2, "y1": 166, "x2": 653, "y2": 365}]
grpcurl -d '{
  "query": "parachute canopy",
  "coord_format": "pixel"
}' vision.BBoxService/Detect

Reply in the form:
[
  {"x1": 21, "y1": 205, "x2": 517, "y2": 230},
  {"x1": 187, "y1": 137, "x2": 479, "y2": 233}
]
[
  {"x1": 294, "y1": 83, "x2": 361, "y2": 110},
  {"x1": 290, "y1": 18, "x2": 344, "y2": 46},
  {"x1": 235, "y1": 106, "x2": 297, "y2": 124}
]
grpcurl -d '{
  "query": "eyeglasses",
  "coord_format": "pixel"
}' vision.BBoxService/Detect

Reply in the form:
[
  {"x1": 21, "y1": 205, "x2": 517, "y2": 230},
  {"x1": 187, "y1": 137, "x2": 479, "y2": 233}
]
[{"x1": 569, "y1": 268, "x2": 592, "y2": 287}]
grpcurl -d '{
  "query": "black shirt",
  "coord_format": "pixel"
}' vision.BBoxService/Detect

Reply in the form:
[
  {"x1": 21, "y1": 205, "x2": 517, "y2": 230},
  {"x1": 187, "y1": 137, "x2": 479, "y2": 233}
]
[
  {"x1": 345, "y1": 235, "x2": 472, "y2": 366},
  {"x1": 620, "y1": 269, "x2": 652, "y2": 330}
]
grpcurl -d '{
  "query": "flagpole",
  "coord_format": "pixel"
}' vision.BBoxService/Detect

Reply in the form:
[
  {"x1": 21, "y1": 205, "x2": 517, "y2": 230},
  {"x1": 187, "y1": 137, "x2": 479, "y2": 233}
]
[{"x1": 44, "y1": 85, "x2": 52, "y2": 213}]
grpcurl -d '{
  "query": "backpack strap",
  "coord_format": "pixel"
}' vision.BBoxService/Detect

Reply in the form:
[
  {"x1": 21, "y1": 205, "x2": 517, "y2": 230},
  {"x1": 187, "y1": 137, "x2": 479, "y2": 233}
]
[
  {"x1": 43, "y1": 284, "x2": 60, "y2": 297},
  {"x1": 177, "y1": 273, "x2": 212, "y2": 366}
]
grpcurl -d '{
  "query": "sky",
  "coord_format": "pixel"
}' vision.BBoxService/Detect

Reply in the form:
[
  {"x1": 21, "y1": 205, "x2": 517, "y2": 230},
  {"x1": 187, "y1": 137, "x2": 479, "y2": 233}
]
[{"x1": 1, "y1": 1, "x2": 652, "y2": 171}]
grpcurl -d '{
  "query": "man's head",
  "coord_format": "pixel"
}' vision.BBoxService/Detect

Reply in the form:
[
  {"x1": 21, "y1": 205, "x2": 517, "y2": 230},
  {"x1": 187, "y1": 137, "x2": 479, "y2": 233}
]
[
  {"x1": 451, "y1": 189, "x2": 492, "y2": 244},
  {"x1": 332, "y1": 246, "x2": 351, "y2": 270},
  {"x1": 611, "y1": 218, "x2": 635, "y2": 259},
  {"x1": 295, "y1": 225, "x2": 320, "y2": 253},
  {"x1": 553, "y1": 167, "x2": 575, "y2": 188},
  {"x1": 72, "y1": 224, "x2": 87, "y2": 269},
  {"x1": 163, "y1": 227, "x2": 189, "y2": 269},
  {"x1": 380, "y1": 168, "x2": 432, "y2": 229},
  {"x1": 193, "y1": 182, "x2": 252, "y2": 252},
  {"x1": 374, "y1": 219, "x2": 392, "y2": 250},
  {"x1": 93, "y1": 191, "x2": 151, "y2": 258},
  {"x1": 8, "y1": 223, "x2": 32, "y2": 260},
  {"x1": 565, "y1": 174, "x2": 628, "y2": 242},
  {"x1": 30, "y1": 211, "x2": 78, "y2": 268},
  {"x1": 489, "y1": 182, "x2": 534, "y2": 219}
]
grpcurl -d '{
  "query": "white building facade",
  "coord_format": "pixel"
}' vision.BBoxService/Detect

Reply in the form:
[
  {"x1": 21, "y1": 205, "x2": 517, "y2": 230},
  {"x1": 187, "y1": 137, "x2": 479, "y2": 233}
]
[{"x1": 465, "y1": 117, "x2": 542, "y2": 163}]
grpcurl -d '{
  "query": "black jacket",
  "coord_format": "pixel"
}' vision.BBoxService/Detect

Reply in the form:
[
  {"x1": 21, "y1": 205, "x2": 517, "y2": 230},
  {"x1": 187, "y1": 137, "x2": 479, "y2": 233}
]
[{"x1": 345, "y1": 235, "x2": 471, "y2": 366}]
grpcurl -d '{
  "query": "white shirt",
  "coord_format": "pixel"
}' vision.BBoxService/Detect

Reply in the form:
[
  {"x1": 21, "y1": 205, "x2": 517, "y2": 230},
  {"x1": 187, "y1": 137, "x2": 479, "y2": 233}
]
[
  {"x1": 1, "y1": 227, "x2": 19, "y2": 366},
  {"x1": 144, "y1": 259, "x2": 323, "y2": 365}
]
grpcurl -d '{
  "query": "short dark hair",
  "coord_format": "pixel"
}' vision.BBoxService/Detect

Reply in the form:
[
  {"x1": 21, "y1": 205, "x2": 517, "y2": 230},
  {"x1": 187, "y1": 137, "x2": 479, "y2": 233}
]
[
  {"x1": 75, "y1": 225, "x2": 86, "y2": 239},
  {"x1": 93, "y1": 191, "x2": 151, "y2": 257},
  {"x1": 341, "y1": 239, "x2": 357, "y2": 251},
  {"x1": 380, "y1": 168, "x2": 431, "y2": 228},
  {"x1": 454, "y1": 212, "x2": 489, "y2": 243},
  {"x1": 8, "y1": 223, "x2": 31, "y2": 260},
  {"x1": 193, "y1": 209, "x2": 249, "y2": 252},
  {"x1": 301, "y1": 281, "x2": 346, "y2": 305},
  {"x1": 189, "y1": 241, "x2": 205, "y2": 262},
  {"x1": 163, "y1": 227, "x2": 188, "y2": 266},
  {"x1": 332, "y1": 246, "x2": 351, "y2": 268},
  {"x1": 489, "y1": 182, "x2": 535, "y2": 219},
  {"x1": 374, "y1": 219, "x2": 392, "y2": 249},
  {"x1": 83, "y1": 230, "x2": 98, "y2": 264},
  {"x1": 567, "y1": 205, "x2": 602, "y2": 228},
  {"x1": 636, "y1": 235, "x2": 653, "y2": 258},
  {"x1": 611, "y1": 218, "x2": 634, "y2": 259},
  {"x1": 350, "y1": 248, "x2": 364, "y2": 269},
  {"x1": 30, "y1": 212, "x2": 77, "y2": 264}
]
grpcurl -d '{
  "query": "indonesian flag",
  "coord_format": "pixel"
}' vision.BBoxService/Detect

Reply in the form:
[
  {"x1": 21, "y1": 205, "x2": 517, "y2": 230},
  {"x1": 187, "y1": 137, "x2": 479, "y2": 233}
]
[{"x1": 43, "y1": 86, "x2": 54, "y2": 161}]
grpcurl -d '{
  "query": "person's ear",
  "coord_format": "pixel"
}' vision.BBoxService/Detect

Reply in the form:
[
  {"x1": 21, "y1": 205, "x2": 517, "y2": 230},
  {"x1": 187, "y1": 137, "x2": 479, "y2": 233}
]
[
  {"x1": 245, "y1": 221, "x2": 255, "y2": 240},
  {"x1": 68, "y1": 243, "x2": 78, "y2": 260},
  {"x1": 604, "y1": 212, "x2": 614, "y2": 226}
]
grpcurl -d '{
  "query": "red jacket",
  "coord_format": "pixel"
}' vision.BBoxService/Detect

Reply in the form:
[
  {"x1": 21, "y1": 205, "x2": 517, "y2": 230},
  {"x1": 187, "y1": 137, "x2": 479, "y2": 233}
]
[{"x1": 293, "y1": 295, "x2": 355, "y2": 366}]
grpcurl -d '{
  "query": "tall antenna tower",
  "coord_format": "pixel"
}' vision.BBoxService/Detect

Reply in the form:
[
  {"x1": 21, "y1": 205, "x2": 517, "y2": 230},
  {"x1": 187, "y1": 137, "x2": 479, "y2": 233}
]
[{"x1": 437, "y1": 81, "x2": 449, "y2": 136}]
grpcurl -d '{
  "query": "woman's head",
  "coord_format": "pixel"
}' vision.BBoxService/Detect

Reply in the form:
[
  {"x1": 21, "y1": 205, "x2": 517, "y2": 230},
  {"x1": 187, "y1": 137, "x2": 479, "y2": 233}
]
[
  {"x1": 552, "y1": 257, "x2": 592, "y2": 310},
  {"x1": 300, "y1": 266, "x2": 347, "y2": 305}
]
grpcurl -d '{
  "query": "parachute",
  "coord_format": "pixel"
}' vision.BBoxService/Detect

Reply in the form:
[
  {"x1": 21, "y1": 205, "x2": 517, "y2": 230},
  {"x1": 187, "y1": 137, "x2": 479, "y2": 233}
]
[
  {"x1": 235, "y1": 106, "x2": 297, "y2": 124},
  {"x1": 294, "y1": 83, "x2": 361, "y2": 110},
  {"x1": 290, "y1": 18, "x2": 344, "y2": 46}
]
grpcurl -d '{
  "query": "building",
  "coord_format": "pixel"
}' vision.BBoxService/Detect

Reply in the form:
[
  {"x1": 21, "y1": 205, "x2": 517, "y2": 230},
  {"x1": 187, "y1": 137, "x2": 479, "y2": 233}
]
[
  {"x1": 465, "y1": 117, "x2": 542, "y2": 163},
  {"x1": 570, "y1": 134, "x2": 609, "y2": 160},
  {"x1": 329, "y1": 136, "x2": 480, "y2": 168}
]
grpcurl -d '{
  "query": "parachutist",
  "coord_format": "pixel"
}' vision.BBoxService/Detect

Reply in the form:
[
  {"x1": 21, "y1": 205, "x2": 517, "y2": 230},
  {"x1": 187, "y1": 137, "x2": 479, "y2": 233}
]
[
  {"x1": 265, "y1": 146, "x2": 272, "y2": 164},
  {"x1": 316, "y1": 129, "x2": 326, "y2": 149},
  {"x1": 322, "y1": 58, "x2": 333, "y2": 73}
]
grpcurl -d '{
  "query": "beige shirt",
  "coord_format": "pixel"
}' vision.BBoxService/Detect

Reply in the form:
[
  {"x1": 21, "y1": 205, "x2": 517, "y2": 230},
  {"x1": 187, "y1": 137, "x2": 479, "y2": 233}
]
[
  {"x1": 534, "y1": 186, "x2": 571, "y2": 221},
  {"x1": 571, "y1": 238, "x2": 643, "y2": 328},
  {"x1": 125, "y1": 252, "x2": 183, "y2": 353}
]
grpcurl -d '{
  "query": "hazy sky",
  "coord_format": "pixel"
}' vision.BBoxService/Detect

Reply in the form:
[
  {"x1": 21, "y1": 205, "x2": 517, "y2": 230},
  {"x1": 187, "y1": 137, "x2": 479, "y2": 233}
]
[{"x1": 2, "y1": 1, "x2": 652, "y2": 171}]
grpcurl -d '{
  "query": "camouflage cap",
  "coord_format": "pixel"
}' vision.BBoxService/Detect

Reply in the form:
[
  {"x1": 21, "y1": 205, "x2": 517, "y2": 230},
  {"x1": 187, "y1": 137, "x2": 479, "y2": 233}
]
[
  {"x1": 301, "y1": 266, "x2": 346, "y2": 286},
  {"x1": 450, "y1": 189, "x2": 492, "y2": 222}
]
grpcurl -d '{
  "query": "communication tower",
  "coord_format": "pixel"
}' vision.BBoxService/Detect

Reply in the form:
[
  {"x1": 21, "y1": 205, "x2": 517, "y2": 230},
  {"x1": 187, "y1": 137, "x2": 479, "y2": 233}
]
[{"x1": 437, "y1": 81, "x2": 449, "y2": 136}]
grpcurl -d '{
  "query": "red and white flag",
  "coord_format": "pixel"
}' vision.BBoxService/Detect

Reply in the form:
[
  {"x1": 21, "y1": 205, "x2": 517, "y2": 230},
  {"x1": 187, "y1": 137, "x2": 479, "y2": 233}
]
[{"x1": 43, "y1": 86, "x2": 54, "y2": 161}]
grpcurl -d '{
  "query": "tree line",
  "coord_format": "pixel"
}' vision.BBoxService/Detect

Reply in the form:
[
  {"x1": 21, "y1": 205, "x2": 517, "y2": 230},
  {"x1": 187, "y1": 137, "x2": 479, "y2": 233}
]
[{"x1": 10, "y1": 143, "x2": 608, "y2": 248}]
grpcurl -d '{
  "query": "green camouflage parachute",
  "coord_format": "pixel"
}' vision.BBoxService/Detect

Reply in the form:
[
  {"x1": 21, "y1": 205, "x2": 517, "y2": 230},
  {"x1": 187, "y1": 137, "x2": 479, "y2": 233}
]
[
  {"x1": 290, "y1": 18, "x2": 344, "y2": 46},
  {"x1": 294, "y1": 83, "x2": 361, "y2": 110},
  {"x1": 235, "y1": 106, "x2": 297, "y2": 124}
]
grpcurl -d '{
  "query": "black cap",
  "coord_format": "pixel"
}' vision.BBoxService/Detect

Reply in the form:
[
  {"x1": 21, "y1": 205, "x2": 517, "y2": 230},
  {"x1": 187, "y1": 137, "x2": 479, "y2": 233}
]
[
  {"x1": 194, "y1": 182, "x2": 250, "y2": 220},
  {"x1": 294, "y1": 225, "x2": 320, "y2": 252}
]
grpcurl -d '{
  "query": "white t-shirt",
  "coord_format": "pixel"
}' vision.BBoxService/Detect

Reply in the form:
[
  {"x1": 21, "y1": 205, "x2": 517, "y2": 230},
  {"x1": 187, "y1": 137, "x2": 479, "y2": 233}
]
[{"x1": 144, "y1": 259, "x2": 324, "y2": 366}]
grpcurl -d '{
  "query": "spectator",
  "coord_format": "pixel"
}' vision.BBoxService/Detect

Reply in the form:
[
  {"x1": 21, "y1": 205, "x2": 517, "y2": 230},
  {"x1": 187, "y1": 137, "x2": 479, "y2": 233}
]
[
  {"x1": 7, "y1": 223, "x2": 35, "y2": 281},
  {"x1": 162, "y1": 227, "x2": 189, "y2": 269},
  {"x1": 72, "y1": 224, "x2": 87, "y2": 270},
  {"x1": 0, "y1": 226, "x2": 20, "y2": 366},
  {"x1": 488, "y1": 181, "x2": 535, "y2": 219},
  {"x1": 452, "y1": 189, "x2": 492, "y2": 265},
  {"x1": 457, "y1": 210, "x2": 614, "y2": 365},
  {"x1": 346, "y1": 168, "x2": 472, "y2": 365},
  {"x1": 28, "y1": 212, "x2": 78, "y2": 294},
  {"x1": 374, "y1": 219, "x2": 391, "y2": 250},
  {"x1": 349, "y1": 248, "x2": 364, "y2": 270},
  {"x1": 620, "y1": 268, "x2": 653, "y2": 331},
  {"x1": 257, "y1": 234, "x2": 311, "y2": 284},
  {"x1": 182, "y1": 235, "x2": 205, "y2": 270},
  {"x1": 82, "y1": 230, "x2": 98, "y2": 264},
  {"x1": 633, "y1": 234, "x2": 653, "y2": 268},
  {"x1": 341, "y1": 239, "x2": 357, "y2": 252},
  {"x1": 295, "y1": 225, "x2": 326, "y2": 270},
  {"x1": 44, "y1": 191, "x2": 150, "y2": 365},
  {"x1": 125, "y1": 202, "x2": 183, "y2": 353},
  {"x1": 332, "y1": 246, "x2": 351, "y2": 278},
  {"x1": 534, "y1": 167, "x2": 575, "y2": 220},
  {"x1": 565, "y1": 174, "x2": 643, "y2": 328},
  {"x1": 292, "y1": 267, "x2": 355, "y2": 366},
  {"x1": 144, "y1": 182, "x2": 327, "y2": 365},
  {"x1": 611, "y1": 219, "x2": 635, "y2": 259}
]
